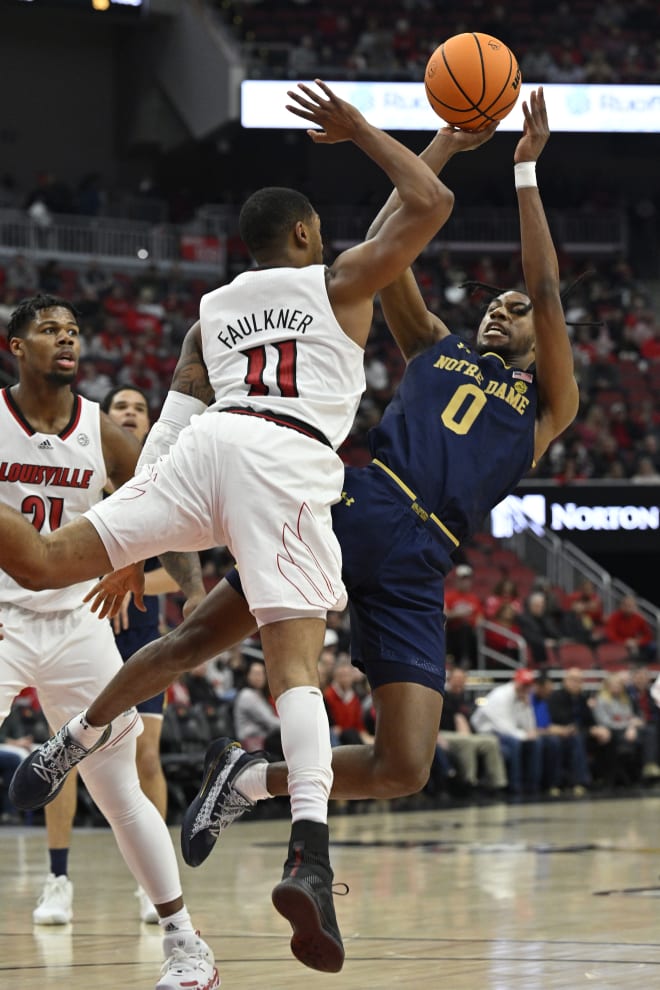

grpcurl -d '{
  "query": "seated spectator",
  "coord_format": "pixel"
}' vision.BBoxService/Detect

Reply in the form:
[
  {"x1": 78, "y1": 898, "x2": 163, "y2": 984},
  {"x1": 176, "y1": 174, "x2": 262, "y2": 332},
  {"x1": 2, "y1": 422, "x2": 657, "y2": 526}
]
[
  {"x1": 444, "y1": 564, "x2": 484, "y2": 668},
  {"x1": 593, "y1": 672, "x2": 644, "y2": 786},
  {"x1": 517, "y1": 591, "x2": 563, "y2": 668},
  {"x1": 484, "y1": 602, "x2": 525, "y2": 663},
  {"x1": 630, "y1": 456, "x2": 660, "y2": 483},
  {"x1": 233, "y1": 660, "x2": 281, "y2": 755},
  {"x1": 323, "y1": 658, "x2": 373, "y2": 747},
  {"x1": 603, "y1": 594, "x2": 656, "y2": 664},
  {"x1": 439, "y1": 667, "x2": 508, "y2": 796},
  {"x1": 484, "y1": 577, "x2": 523, "y2": 620},
  {"x1": 564, "y1": 578, "x2": 604, "y2": 631},
  {"x1": 182, "y1": 661, "x2": 223, "y2": 708},
  {"x1": 470, "y1": 669, "x2": 543, "y2": 799},
  {"x1": 77, "y1": 259, "x2": 113, "y2": 303},
  {"x1": 560, "y1": 597, "x2": 603, "y2": 653},
  {"x1": 531, "y1": 673, "x2": 590, "y2": 796},
  {"x1": 547, "y1": 667, "x2": 609, "y2": 786},
  {"x1": 626, "y1": 664, "x2": 660, "y2": 781},
  {"x1": 5, "y1": 253, "x2": 39, "y2": 294}
]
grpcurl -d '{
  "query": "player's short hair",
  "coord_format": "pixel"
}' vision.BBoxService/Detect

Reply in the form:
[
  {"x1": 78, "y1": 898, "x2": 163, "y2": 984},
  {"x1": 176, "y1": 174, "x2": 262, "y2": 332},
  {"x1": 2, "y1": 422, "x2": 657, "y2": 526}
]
[
  {"x1": 6, "y1": 293, "x2": 79, "y2": 342},
  {"x1": 239, "y1": 187, "x2": 316, "y2": 259},
  {"x1": 101, "y1": 384, "x2": 150, "y2": 414}
]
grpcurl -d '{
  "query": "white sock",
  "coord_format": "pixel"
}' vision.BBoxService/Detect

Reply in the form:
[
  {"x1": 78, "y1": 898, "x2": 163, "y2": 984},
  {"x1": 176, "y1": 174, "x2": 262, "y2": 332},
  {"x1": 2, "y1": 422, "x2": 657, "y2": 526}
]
[
  {"x1": 66, "y1": 710, "x2": 108, "y2": 749},
  {"x1": 159, "y1": 906, "x2": 193, "y2": 935},
  {"x1": 234, "y1": 761, "x2": 271, "y2": 804},
  {"x1": 276, "y1": 686, "x2": 333, "y2": 824}
]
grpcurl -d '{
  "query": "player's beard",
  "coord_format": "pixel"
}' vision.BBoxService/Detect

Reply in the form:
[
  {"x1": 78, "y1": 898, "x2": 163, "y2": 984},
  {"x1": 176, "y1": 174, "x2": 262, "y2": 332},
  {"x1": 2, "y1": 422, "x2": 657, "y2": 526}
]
[{"x1": 45, "y1": 370, "x2": 77, "y2": 386}]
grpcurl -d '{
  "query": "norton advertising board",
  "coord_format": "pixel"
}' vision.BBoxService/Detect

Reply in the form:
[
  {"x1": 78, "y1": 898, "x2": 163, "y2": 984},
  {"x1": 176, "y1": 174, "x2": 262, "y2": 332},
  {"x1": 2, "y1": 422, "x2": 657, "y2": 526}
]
[{"x1": 491, "y1": 484, "x2": 660, "y2": 553}]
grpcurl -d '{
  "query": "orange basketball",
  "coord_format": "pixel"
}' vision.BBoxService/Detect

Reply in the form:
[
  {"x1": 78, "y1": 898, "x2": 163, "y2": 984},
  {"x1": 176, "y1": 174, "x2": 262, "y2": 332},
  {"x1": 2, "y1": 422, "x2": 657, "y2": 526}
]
[{"x1": 424, "y1": 32, "x2": 521, "y2": 132}]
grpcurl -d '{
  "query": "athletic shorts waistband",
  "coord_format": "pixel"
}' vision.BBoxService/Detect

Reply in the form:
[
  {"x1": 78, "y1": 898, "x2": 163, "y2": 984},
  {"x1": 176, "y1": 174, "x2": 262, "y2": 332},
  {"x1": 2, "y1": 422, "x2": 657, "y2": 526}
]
[
  {"x1": 218, "y1": 407, "x2": 332, "y2": 447},
  {"x1": 371, "y1": 458, "x2": 460, "y2": 549}
]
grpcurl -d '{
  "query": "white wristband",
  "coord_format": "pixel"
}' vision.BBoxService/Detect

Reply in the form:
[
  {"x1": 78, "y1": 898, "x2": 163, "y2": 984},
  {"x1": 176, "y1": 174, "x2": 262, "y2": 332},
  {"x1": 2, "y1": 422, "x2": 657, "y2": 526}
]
[
  {"x1": 514, "y1": 161, "x2": 537, "y2": 189},
  {"x1": 136, "y1": 390, "x2": 207, "y2": 471}
]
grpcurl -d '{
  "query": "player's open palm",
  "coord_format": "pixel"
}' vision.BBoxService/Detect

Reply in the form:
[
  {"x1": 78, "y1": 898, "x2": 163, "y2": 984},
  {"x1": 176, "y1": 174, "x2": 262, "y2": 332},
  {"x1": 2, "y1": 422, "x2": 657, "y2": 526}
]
[
  {"x1": 287, "y1": 80, "x2": 369, "y2": 144},
  {"x1": 514, "y1": 86, "x2": 549, "y2": 164}
]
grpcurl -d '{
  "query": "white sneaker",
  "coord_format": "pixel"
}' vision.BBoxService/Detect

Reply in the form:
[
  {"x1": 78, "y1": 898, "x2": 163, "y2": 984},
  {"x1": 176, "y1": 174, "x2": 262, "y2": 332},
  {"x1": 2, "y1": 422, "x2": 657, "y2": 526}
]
[
  {"x1": 136, "y1": 886, "x2": 159, "y2": 924},
  {"x1": 157, "y1": 931, "x2": 220, "y2": 989},
  {"x1": 33, "y1": 873, "x2": 73, "y2": 925}
]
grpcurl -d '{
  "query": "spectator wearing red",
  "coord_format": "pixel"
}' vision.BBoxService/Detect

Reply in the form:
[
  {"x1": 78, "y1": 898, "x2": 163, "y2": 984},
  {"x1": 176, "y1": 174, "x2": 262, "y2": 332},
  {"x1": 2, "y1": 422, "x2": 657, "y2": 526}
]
[
  {"x1": 445, "y1": 564, "x2": 484, "y2": 668},
  {"x1": 323, "y1": 659, "x2": 373, "y2": 747},
  {"x1": 484, "y1": 577, "x2": 522, "y2": 620},
  {"x1": 604, "y1": 594, "x2": 655, "y2": 663},
  {"x1": 485, "y1": 602, "x2": 525, "y2": 663}
]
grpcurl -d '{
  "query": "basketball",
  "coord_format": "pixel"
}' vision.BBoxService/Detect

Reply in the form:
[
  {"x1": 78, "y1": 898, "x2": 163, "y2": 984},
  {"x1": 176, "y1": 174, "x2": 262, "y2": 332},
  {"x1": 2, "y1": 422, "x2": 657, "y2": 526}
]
[{"x1": 424, "y1": 32, "x2": 521, "y2": 132}]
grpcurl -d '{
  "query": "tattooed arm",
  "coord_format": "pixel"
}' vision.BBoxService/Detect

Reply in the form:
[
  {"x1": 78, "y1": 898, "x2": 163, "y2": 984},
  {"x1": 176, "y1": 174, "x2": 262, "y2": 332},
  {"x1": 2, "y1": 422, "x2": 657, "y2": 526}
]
[{"x1": 87, "y1": 322, "x2": 214, "y2": 619}]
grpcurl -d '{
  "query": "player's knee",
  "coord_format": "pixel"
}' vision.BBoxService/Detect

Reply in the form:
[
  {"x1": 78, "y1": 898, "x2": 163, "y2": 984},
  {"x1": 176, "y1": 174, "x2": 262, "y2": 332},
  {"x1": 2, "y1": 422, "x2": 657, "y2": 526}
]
[
  {"x1": 137, "y1": 750, "x2": 162, "y2": 781},
  {"x1": 380, "y1": 753, "x2": 431, "y2": 798}
]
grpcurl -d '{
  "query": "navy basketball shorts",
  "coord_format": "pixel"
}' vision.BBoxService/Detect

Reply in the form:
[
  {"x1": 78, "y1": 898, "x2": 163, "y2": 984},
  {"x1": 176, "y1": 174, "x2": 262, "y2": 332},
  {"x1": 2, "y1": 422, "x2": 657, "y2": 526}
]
[
  {"x1": 114, "y1": 624, "x2": 165, "y2": 716},
  {"x1": 335, "y1": 464, "x2": 455, "y2": 696}
]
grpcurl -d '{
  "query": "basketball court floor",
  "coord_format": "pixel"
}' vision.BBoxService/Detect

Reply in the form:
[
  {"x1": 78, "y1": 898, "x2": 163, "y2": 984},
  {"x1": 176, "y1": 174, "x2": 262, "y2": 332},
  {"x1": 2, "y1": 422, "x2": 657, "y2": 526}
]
[{"x1": 2, "y1": 796, "x2": 659, "y2": 989}]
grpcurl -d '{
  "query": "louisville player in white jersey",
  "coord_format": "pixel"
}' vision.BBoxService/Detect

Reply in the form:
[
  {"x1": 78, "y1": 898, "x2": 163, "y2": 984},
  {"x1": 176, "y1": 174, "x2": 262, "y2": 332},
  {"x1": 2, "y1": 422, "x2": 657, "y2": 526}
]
[
  {"x1": 2, "y1": 81, "x2": 455, "y2": 972},
  {"x1": 0, "y1": 294, "x2": 218, "y2": 989}
]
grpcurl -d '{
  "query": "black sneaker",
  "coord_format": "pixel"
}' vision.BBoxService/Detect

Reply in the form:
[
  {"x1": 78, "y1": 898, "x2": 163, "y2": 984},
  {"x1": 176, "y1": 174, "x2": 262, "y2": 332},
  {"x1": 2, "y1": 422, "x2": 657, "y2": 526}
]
[
  {"x1": 181, "y1": 737, "x2": 266, "y2": 867},
  {"x1": 9, "y1": 722, "x2": 111, "y2": 811},
  {"x1": 271, "y1": 821, "x2": 345, "y2": 973}
]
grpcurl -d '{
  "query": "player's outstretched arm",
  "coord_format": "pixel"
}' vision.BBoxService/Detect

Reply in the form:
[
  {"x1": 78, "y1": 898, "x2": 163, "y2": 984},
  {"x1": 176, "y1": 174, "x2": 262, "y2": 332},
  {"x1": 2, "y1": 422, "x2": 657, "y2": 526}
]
[
  {"x1": 514, "y1": 88, "x2": 579, "y2": 459},
  {"x1": 287, "y1": 80, "x2": 450, "y2": 319},
  {"x1": 368, "y1": 125, "x2": 498, "y2": 360}
]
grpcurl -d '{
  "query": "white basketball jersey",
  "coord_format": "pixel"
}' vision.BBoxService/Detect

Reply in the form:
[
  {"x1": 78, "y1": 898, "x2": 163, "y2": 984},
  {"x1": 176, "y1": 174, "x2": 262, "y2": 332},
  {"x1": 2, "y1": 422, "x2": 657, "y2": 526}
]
[
  {"x1": 200, "y1": 265, "x2": 365, "y2": 450},
  {"x1": 0, "y1": 389, "x2": 108, "y2": 612}
]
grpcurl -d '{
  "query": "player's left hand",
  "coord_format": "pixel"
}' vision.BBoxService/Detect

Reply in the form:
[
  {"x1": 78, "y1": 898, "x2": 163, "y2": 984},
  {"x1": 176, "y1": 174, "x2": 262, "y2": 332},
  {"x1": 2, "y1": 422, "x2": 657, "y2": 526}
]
[
  {"x1": 83, "y1": 563, "x2": 146, "y2": 620},
  {"x1": 514, "y1": 86, "x2": 549, "y2": 164},
  {"x1": 286, "y1": 79, "x2": 370, "y2": 144}
]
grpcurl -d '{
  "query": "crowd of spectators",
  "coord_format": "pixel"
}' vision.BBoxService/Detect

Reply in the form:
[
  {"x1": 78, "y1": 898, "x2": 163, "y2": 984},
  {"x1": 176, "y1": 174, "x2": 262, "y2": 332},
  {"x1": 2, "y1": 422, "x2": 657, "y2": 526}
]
[
  {"x1": 443, "y1": 563, "x2": 657, "y2": 671},
  {"x1": 1, "y1": 247, "x2": 659, "y2": 488},
  {"x1": 214, "y1": 0, "x2": 660, "y2": 85}
]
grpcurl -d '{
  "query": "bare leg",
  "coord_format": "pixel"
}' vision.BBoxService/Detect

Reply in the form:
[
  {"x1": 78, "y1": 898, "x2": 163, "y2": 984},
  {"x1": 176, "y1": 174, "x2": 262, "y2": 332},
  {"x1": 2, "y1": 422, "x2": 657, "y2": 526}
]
[
  {"x1": 86, "y1": 581, "x2": 255, "y2": 726},
  {"x1": 136, "y1": 718, "x2": 167, "y2": 819},
  {"x1": 263, "y1": 681, "x2": 444, "y2": 800}
]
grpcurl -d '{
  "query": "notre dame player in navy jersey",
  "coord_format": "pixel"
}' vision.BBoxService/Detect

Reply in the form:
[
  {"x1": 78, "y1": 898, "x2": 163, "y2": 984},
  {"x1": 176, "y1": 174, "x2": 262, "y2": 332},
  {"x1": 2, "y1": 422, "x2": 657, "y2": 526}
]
[{"x1": 15, "y1": 90, "x2": 579, "y2": 858}]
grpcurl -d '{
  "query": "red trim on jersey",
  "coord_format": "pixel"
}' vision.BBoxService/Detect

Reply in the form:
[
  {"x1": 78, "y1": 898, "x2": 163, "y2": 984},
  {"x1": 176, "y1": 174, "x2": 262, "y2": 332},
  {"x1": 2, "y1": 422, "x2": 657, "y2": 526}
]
[
  {"x1": 1, "y1": 388, "x2": 84, "y2": 440},
  {"x1": 59, "y1": 394, "x2": 83, "y2": 440},
  {"x1": 2, "y1": 388, "x2": 34, "y2": 436}
]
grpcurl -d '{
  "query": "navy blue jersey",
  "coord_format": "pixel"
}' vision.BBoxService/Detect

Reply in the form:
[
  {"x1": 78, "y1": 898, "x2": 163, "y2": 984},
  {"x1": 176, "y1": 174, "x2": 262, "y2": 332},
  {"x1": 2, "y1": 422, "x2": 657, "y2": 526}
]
[
  {"x1": 368, "y1": 334, "x2": 537, "y2": 547},
  {"x1": 228, "y1": 335, "x2": 539, "y2": 694}
]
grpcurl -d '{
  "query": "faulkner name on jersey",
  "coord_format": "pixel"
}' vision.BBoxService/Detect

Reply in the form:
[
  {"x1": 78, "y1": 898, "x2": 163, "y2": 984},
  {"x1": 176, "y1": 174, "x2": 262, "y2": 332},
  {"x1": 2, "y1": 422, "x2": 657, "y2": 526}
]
[
  {"x1": 217, "y1": 308, "x2": 314, "y2": 349},
  {"x1": 0, "y1": 462, "x2": 93, "y2": 489}
]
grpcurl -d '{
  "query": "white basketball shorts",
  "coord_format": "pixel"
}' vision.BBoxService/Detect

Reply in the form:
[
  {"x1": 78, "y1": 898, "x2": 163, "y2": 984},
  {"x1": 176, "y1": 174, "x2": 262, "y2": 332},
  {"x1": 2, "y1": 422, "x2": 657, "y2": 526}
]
[{"x1": 86, "y1": 411, "x2": 348, "y2": 625}]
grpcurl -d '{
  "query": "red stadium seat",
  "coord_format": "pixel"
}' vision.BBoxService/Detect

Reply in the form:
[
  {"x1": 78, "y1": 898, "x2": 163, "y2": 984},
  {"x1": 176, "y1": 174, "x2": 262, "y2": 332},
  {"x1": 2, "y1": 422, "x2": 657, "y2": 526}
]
[
  {"x1": 558, "y1": 642, "x2": 596, "y2": 669},
  {"x1": 596, "y1": 642, "x2": 631, "y2": 669}
]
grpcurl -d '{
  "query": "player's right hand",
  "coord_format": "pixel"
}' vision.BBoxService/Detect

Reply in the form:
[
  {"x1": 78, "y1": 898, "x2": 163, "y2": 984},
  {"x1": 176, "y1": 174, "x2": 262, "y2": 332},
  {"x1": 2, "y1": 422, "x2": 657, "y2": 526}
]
[{"x1": 286, "y1": 79, "x2": 370, "y2": 144}]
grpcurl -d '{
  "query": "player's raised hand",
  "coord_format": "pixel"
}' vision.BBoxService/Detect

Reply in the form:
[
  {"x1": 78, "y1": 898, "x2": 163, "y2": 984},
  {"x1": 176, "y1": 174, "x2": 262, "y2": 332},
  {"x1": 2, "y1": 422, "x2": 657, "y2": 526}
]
[
  {"x1": 286, "y1": 79, "x2": 370, "y2": 144},
  {"x1": 434, "y1": 120, "x2": 499, "y2": 155},
  {"x1": 514, "y1": 86, "x2": 550, "y2": 164}
]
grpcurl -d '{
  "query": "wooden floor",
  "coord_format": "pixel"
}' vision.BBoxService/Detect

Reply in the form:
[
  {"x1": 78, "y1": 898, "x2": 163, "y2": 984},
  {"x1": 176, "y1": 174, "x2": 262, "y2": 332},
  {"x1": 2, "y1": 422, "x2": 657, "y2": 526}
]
[{"x1": 2, "y1": 796, "x2": 660, "y2": 989}]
